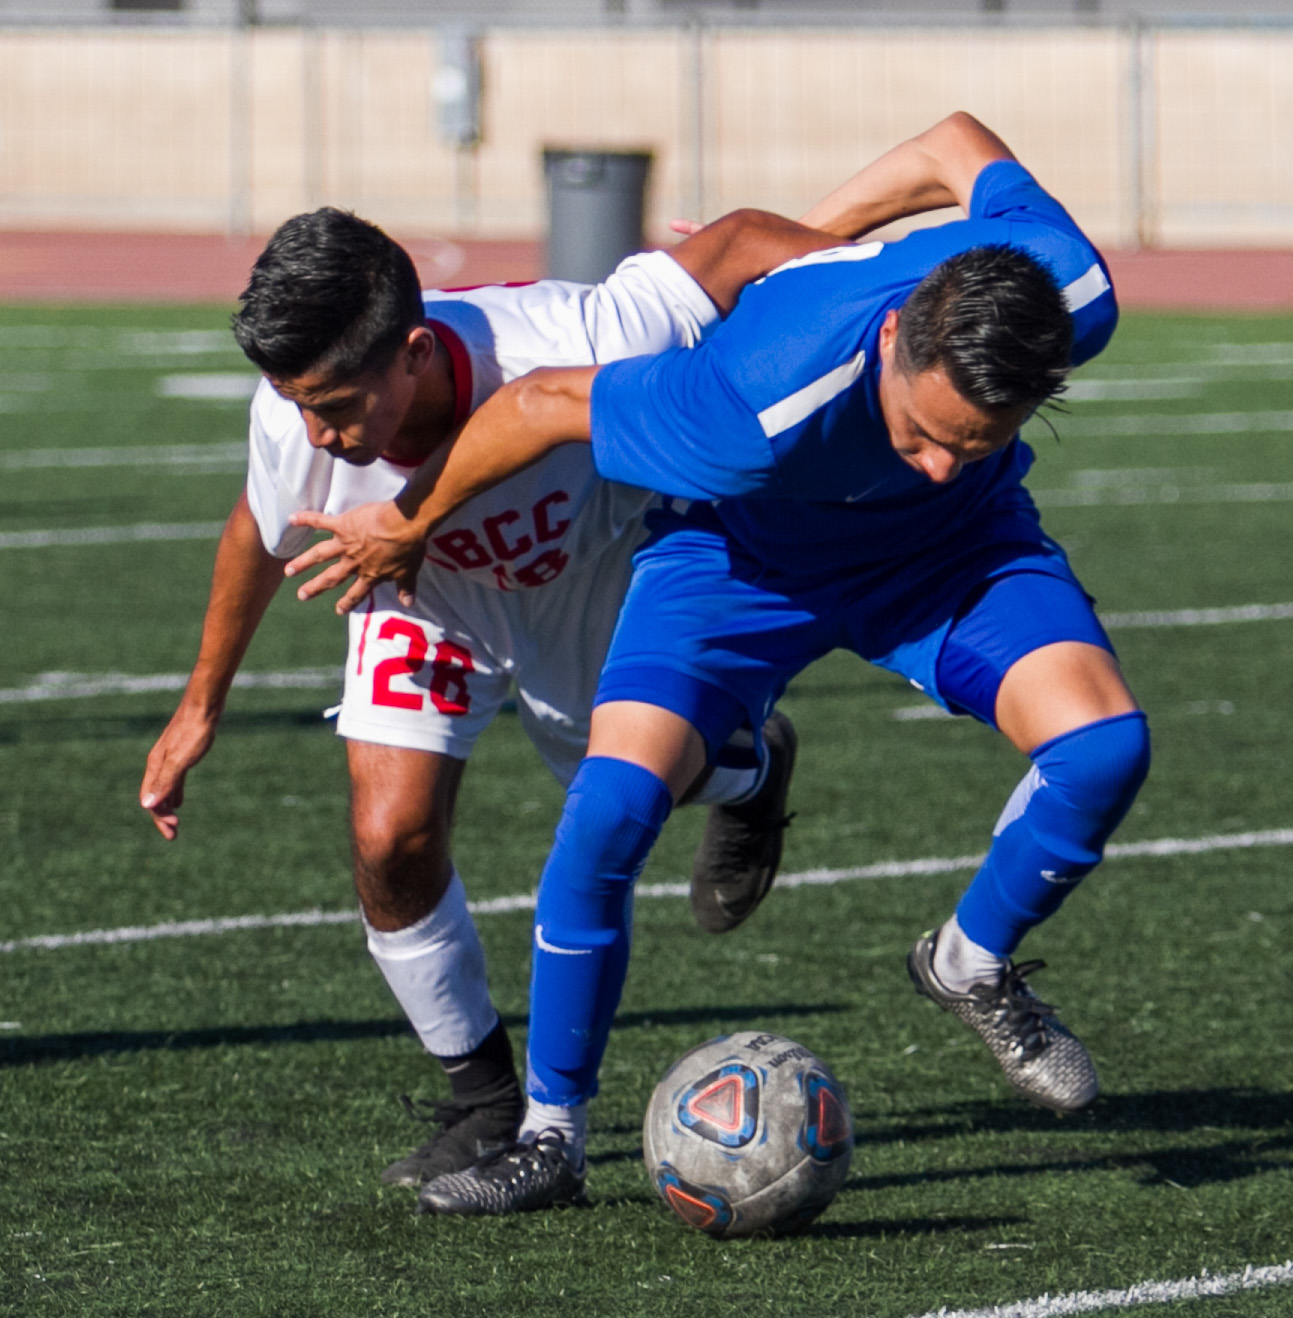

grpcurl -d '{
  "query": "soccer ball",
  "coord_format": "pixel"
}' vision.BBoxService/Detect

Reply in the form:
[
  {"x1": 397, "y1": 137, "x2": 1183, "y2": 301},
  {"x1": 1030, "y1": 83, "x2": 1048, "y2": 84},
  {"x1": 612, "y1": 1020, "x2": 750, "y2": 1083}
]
[{"x1": 643, "y1": 1031, "x2": 854, "y2": 1238}]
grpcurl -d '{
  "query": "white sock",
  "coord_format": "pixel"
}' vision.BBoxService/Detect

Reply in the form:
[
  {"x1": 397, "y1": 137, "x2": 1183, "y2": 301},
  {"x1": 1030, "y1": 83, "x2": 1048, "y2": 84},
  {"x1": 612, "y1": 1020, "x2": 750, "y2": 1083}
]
[
  {"x1": 689, "y1": 761, "x2": 765, "y2": 807},
  {"x1": 363, "y1": 870, "x2": 498, "y2": 1057},
  {"x1": 520, "y1": 1098, "x2": 588, "y2": 1168},
  {"x1": 932, "y1": 914, "x2": 1008, "y2": 995}
]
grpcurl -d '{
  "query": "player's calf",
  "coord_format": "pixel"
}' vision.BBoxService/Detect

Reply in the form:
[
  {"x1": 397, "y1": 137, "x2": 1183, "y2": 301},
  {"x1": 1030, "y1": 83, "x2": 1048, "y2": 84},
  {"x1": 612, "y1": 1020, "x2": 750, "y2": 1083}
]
[
  {"x1": 907, "y1": 710, "x2": 1150, "y2": 1111},
  {"x1": 363, "y1": 875, "x2": 524, "y2": 1184},
  {"x1": 954, "y1": 710, "x2": 1151, "y2": 956},
  {"x1": 525, "y1": 757, "x2": 673, "y2": 1106}
]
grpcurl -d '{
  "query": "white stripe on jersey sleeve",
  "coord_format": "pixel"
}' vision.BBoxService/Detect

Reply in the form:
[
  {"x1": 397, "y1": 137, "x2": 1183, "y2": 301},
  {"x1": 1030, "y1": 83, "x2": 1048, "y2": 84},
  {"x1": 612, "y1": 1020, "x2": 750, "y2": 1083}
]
[
  {"x1": 759, "y1": 241, "x2": 885, "y2": 284},
  {"x1": 757, "y1": 349, "x2": 868, "y2": 439},
  {"x1": 1063, "y1": 262, "x2": 1111, "y2": 312}
]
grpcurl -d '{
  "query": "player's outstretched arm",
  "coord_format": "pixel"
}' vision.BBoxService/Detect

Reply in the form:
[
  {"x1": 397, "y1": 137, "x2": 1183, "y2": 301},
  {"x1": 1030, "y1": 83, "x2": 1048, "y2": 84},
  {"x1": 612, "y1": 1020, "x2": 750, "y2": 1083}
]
[
  {"x1": 140, "y1": 491, "x2": 285, "y2": 838},
  {"x1": 287, "y1": 367, "x2": 596, "y2": 613},
  {"x1": 798, "y1": 111, "x2": 1016, "y2": 240},
  {"x1": 667, "y1": 209, "x2": 842, "y2": 315},
  {"x1": 281, "y1": 204, "x2": 863, "y2": 614}
]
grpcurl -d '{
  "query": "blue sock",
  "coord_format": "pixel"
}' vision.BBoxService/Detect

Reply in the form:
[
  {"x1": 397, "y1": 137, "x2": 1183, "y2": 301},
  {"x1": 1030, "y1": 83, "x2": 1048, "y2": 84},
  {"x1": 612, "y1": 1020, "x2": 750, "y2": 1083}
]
[
  {"x1": 526, "y1": 757, "x2": 673, "y2": 1106},
  {"x1": 956, "y1": 711, "x2": 1151, "y2": 957}
]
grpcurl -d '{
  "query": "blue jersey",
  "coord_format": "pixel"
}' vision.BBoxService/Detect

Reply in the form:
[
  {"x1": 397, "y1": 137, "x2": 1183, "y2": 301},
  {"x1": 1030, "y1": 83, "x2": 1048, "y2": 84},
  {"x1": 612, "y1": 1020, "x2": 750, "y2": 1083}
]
[{"x1": 590, "y1": 161, "x2": 1117, "y2": 578}]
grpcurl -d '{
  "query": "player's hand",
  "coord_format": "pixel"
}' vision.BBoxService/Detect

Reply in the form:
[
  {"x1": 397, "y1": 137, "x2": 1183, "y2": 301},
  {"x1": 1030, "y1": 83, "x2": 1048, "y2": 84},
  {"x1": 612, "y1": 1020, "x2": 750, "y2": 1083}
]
[
  {"x1": 140, "y1": 705, "x2": 218, "y2": 840},
  {"x1": 670, "y1": 219, "x2": 704, "y2": 236},
  {"x1": 286, "y1": 500, "x2": 423, "y2": 613}
]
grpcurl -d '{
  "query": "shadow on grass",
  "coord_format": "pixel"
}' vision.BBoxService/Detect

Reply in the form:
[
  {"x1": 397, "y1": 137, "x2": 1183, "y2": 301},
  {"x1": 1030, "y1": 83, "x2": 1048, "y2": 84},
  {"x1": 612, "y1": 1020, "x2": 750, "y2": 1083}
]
[
  {"x1": 806, "y1": 1213, "x2": 1026, "y2": 1240},
  {"x1": 0, "y1": 1001, "x2": 846, "y2": 1068},
  {"x1": 867, "y1": 1088, "x2": 1293, "y2": 1140},
  {"x1": 854, "y1": 1088, "x2": 1293, "y2": 1190},
  {"x1": 0, "y1": 1017, "x2": 416, "y2": 1066}
]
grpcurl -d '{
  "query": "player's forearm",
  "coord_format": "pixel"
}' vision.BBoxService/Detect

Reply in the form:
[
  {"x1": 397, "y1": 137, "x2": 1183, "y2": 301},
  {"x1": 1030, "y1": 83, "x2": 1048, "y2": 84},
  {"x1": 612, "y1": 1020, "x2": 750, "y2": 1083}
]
[
  {"x1": 799, "y1": 112, "x2": 1016, "y2": 239},
  {"x1": 395, "y1": 367, "x2": 597, "y2": 538},
  {"x1": 670, "y1": 210, "x2": 842, "y2": 316},
  {"x1": 182, "y1": 492, "x2": 286, "y2": 719}
]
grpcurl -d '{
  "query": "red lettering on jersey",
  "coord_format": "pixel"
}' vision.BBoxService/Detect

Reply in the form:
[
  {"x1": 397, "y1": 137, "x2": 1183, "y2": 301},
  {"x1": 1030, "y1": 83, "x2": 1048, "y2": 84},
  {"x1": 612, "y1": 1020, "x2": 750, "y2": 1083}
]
[
  {"x1": 429, "y1": 641, "x2": 474, "y2": 715},
  {"x1": 483, "y1": 508, "x2": 533, "y2": 562},
  {"x1": 371, "y1": 618, "x2": 428, "y2": 710},
  {"x1": 533, "y1": 490, "x2": 570, "y2": 543},
  {"x1": 514, "y1": 547, "x2": 569, "y2": 588},
  {"x1": 430, "y1": 527, "x2": 492, "y2": 570}
]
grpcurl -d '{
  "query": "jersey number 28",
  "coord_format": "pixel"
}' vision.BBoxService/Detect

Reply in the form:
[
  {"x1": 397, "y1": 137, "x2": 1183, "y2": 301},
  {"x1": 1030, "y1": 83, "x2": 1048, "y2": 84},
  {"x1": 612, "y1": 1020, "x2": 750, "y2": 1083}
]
[{"x1": 371, "y1": 618, "x2": 473, "y2": 716}]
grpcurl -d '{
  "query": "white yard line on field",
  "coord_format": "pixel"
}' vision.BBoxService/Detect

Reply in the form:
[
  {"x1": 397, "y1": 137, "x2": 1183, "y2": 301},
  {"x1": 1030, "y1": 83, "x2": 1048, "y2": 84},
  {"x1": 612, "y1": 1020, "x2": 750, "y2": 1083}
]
[
  {"x1": 3, "y1": 601, "x2": 1291, "y2": 710},
  {"x1": 1101, "y1": 601, "x2": 1293, "y2": 628},
  {"x1": 0, "y1": 668, "x2": 342, "y2": 705},
  {"x1": 1039, "y1": 410, "x2": 1293, "y2": 436},
  {"x1": 2, "y1": 827, "x2": 1291, "y2": 956},
  {"x1": 1063, "y1": 378, "x2": 1204, "y2": 402},
  {"x1": 0, "y1": 522, "x2": 226, "y2": 549},
  {"x1": 0, "y1": 443, "x2": 245, "y2": 471},
  {"x1": 8, "y1": 445, "x2": 1293, "y2": 551},
  {"x1": 156, "y1": 373, "x2": 259, "y2": 401},
  {"x1": 1032, "y1": 481, "x2": 1293, "y2": 506},
  {"x1": 0, "y1": 327, "x2": 234, "y2": 354},
  {"x1": 890, "y1": 599, "x2": 1293, "y2": 720},
  {"x1": 908, "y1": 1259, "x2": 1293, "y2": 1318}
]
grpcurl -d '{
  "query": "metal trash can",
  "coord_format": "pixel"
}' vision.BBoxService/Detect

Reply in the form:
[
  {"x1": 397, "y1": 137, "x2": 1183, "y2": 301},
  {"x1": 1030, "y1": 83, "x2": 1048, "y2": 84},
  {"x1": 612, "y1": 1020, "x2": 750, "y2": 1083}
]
[{"x1": 543, "y1": 149, "x2": 653, "y2": 284}]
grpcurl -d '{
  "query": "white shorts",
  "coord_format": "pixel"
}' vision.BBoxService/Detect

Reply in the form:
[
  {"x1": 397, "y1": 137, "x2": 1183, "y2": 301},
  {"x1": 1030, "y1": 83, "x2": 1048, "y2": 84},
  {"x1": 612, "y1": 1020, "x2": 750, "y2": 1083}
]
[{"x1": 335, "y1": 527, "x2": 641, "y2": 788}]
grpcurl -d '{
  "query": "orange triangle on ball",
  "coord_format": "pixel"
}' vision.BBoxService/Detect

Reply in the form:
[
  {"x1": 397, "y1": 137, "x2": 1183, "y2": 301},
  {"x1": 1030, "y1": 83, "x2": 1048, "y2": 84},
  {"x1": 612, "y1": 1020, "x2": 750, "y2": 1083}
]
[
  {"x1": 687, "y1": 1074, "x2": 745, "y2": 1133},
  {"x1": 665, "y1": 1184, "x2": 719, "y2": 1229},
  {"x1": 816, "y1": 1084, "x2": 850, "y2": 1146}
]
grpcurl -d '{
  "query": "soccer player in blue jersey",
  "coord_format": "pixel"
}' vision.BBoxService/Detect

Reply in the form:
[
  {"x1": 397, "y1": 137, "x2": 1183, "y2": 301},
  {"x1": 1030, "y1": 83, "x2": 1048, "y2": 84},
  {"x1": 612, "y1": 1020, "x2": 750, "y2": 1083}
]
[{"x1": 288, "y1": 113, "x2": 1151, "y2": 1215}]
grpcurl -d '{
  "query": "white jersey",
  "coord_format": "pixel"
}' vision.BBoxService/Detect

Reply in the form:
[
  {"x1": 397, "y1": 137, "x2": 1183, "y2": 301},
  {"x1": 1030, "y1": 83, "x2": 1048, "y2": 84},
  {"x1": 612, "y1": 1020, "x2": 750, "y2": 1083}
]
[
  {"x1": 245, "y1": 250, "x2": 718, "y2": 592},
  {"x1": 243, "y1": 249, "x2": 718, "y2": 778}
]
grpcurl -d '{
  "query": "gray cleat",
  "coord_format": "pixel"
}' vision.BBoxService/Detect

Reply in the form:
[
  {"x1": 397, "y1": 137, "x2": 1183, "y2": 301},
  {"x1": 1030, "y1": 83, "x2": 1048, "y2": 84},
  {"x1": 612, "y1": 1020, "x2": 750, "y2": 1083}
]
[
  {"x1": 381, "y1": 1080, "x2": 523, "y2": 1187},
  {"x1": 906, "y1": 931, "x2": 1099, "y2": 1113},
  {"x1": 690, "y1": 710, "x2": 798, "y2": 934},
  {"x1": 417, "y1": 1129, "x2": 588, "y2": 1216}
]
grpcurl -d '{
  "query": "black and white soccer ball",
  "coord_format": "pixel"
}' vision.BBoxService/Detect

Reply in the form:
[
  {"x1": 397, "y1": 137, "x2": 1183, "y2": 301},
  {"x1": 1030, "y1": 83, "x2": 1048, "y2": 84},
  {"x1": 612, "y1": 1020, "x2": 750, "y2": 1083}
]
[{"x1": 643, "y1": 1031, "x2": 854, "y2": 1238}]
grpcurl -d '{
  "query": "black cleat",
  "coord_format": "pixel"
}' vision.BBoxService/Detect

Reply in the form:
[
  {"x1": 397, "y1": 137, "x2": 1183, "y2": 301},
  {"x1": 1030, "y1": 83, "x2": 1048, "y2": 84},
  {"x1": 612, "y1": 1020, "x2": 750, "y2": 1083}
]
[
  {"x1": 417, "y1": 1129, "x2": 587, "y2": 1216},
  {"x1": 907, "y1": 931, "x2": 1099, "y2": 1113},
  {"x1": 690, "y1": 710, "x2": 797, "y2": 934},
  {"x1": 381, "y1": 1076, "x2": 523, "y2": 1187}
]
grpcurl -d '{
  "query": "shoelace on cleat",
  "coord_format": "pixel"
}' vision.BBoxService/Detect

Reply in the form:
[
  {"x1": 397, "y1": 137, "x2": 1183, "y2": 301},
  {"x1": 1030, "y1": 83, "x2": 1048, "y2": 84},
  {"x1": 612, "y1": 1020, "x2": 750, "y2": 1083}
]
[
  {"x1": 399, "y1": 1094, "x2": 479, "y2": 1132},
  {"x1": 472, "y1": 1131, "x2": 571, "y2": 1186},
  {"x1": 972, "y1": 960, "x2": 1058, "y2": 1060}
]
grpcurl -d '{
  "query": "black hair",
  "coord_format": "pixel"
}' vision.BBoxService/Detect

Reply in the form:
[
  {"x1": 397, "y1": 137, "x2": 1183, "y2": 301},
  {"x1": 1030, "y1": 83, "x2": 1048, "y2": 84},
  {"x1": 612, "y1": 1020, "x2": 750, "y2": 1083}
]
[
  {"x1": 231, "y1": 207, "x2": 424, "y2": 381},
  {"x1": 895, "y1": 245, "x2": 1072, "y2": 412}
]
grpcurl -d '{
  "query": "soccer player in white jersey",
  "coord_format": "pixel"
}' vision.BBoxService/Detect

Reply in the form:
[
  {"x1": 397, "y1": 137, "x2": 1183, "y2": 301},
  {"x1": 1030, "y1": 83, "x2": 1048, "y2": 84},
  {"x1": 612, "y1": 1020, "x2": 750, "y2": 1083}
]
[{"x1": 140, "y1": 205, "x2": 836, "y2": 1188}]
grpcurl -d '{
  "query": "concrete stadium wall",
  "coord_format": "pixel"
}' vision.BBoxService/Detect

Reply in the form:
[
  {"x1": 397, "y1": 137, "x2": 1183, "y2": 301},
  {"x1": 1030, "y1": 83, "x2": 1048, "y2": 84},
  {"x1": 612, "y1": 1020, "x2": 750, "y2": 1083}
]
[{"x1": 0, "y1": 25, "x2": 1289, "y2": 247}]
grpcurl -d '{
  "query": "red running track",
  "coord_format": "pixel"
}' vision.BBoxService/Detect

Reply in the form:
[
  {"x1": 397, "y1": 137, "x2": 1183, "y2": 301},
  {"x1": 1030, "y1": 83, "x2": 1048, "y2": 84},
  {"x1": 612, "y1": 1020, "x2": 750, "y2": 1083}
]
[{"x1": 1, "y1": 229, "x2": 1291, "y2": 310}]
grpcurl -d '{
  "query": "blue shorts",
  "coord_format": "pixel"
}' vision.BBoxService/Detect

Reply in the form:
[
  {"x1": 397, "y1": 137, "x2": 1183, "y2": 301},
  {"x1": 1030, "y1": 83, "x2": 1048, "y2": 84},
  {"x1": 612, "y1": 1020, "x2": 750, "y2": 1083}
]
[{"x1": 594, "y1": 505, "x2": 1114, "y2": 759}]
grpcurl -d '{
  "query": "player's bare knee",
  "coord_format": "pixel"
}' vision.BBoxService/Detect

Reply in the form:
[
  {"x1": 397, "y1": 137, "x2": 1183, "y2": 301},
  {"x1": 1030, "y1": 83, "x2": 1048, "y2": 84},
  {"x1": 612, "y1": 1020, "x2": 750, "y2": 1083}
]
[
  {"x1": 996, "y1": 643, "x2": 1139, "y2": 753},
  {"x1": 351, "y1": 800, "x2": 449, "y2": 877},
  {"x1": 350, "y1": 802, "x2": 454, "y2": 926}
]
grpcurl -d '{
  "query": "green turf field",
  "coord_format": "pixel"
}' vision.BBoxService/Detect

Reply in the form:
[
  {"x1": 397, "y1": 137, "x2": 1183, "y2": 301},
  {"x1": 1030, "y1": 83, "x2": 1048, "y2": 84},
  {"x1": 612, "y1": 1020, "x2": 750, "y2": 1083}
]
[{"x1": 1, "y1": 305, "x2": 1291, "y2": 1317}]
